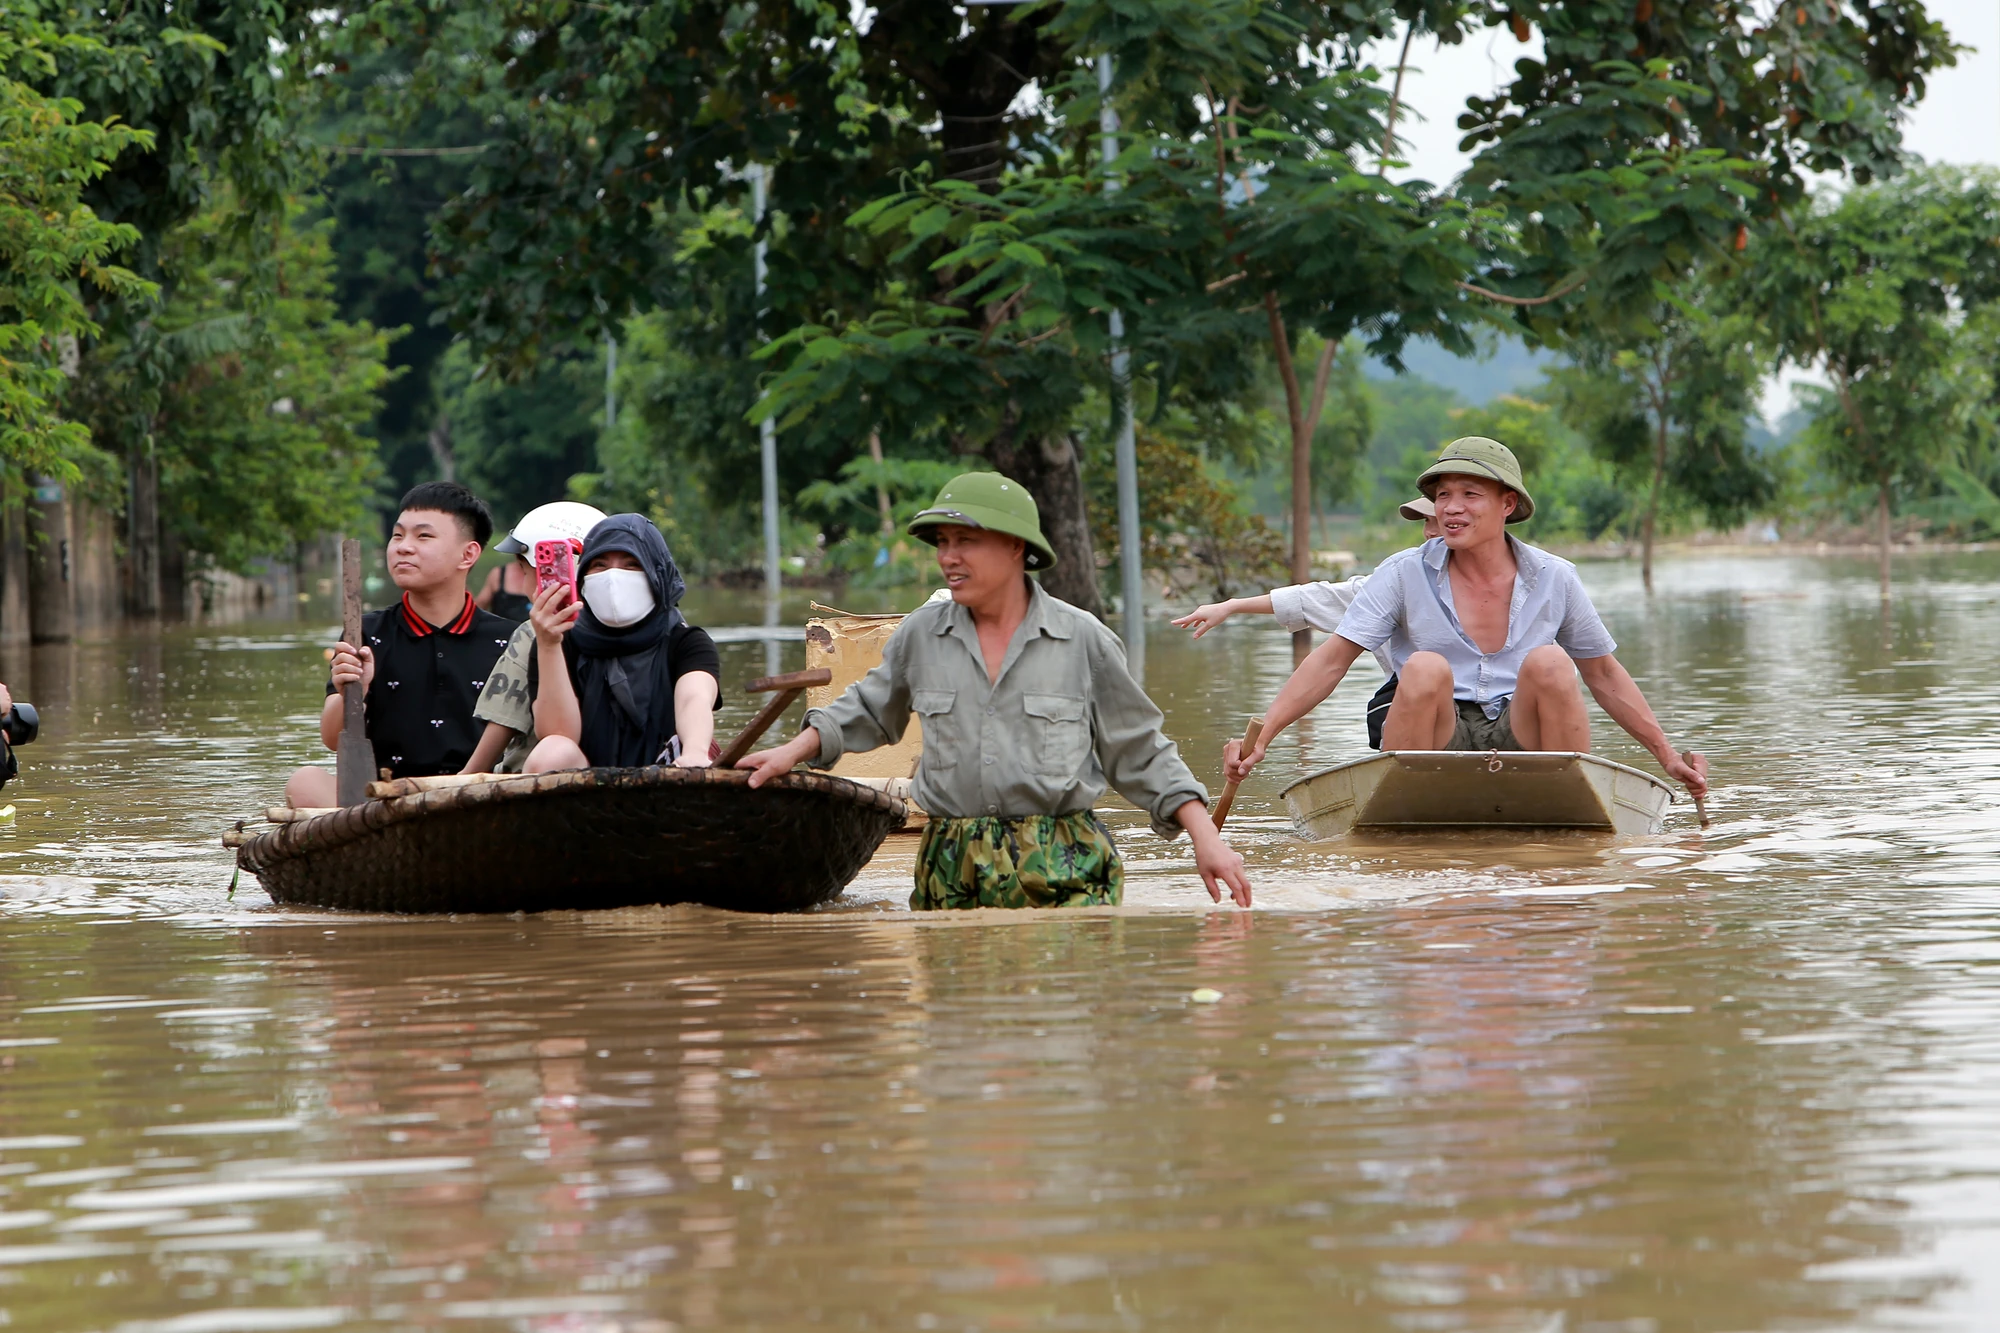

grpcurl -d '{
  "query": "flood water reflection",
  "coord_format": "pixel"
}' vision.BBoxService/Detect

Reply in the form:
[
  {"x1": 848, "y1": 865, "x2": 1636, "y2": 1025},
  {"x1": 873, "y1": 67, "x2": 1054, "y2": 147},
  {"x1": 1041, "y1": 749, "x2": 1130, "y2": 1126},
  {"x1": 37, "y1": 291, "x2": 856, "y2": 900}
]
[{"x1": 1, "y1": 554, "x2": 1998, "y2": 1330}]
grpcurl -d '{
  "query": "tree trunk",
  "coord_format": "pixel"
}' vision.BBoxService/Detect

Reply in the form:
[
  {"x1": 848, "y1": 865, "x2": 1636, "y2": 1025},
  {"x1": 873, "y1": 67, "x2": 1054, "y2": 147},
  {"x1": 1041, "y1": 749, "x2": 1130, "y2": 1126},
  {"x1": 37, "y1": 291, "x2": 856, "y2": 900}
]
[
  {"x1": 1642, "y1": 411, "x2": 1668, "y2": 594},
  {"x1": 128, "y1": 447, "x2": 161, "y2": 618},
  {"x1": 427, "y1": 411, "x2": 456, "y2": 482},
  {"x1": 27, "y1": 477, "x2": 73, "y2": 644},
  {"x1": 988, "y1": 427, "x2": 1104, "y2": 618},
  {"x1": 1264, "y1": 297, "x2": 1340, "y2": 657},
  {"x1": 0, "y1": 484, "x2": 28, "y2": 647},
  {"x1": 868, "y1": 429, "x2": 893, "y2": 538},
  {"x1": 1878, "y1": 478, "x2": 1892, "y2": 600},
  {"x1": 159, "y1": 522, "x2": 188, "y2": 621}
]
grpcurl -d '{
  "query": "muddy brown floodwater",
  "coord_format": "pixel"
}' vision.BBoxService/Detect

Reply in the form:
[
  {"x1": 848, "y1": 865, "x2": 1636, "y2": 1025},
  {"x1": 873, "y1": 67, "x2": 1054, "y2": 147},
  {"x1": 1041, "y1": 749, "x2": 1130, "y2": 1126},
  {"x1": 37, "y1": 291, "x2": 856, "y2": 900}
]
[{"x1": 0, "y1": 554, "x2": 1998, "y2": 1331}]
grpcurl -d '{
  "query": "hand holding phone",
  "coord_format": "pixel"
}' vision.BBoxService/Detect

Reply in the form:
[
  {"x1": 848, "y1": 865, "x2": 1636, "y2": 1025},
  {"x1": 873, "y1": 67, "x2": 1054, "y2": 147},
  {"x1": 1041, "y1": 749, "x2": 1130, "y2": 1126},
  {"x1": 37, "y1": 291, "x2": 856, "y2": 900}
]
[{"x1": 534, "y1": 538, "x2": 581, "y2": 607}]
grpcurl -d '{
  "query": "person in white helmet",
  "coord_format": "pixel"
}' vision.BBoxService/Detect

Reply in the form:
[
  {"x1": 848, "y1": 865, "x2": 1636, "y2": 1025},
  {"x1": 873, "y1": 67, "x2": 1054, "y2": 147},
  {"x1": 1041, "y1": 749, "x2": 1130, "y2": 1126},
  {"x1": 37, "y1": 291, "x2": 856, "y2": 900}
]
[
  {"x1": 459, "y1": 502, "x2": 606, "y2": 773},
  {"x1": 478, "y1": 501, "x2": 607, "y2": 622}
]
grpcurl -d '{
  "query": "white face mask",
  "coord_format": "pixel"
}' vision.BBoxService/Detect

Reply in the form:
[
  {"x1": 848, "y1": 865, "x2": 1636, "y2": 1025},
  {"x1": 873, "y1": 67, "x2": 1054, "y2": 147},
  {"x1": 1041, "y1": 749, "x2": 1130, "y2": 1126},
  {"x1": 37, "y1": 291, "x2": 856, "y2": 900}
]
[{"x1": 582, "y1": 567, "x2": 656, "y2": 627}]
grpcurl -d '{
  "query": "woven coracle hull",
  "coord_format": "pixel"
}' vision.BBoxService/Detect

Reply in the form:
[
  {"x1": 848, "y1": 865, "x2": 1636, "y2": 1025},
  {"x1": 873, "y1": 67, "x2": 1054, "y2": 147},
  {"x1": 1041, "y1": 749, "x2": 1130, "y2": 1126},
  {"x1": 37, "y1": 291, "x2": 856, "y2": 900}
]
[{"x1": 235, "y1": 767, "x2": 906, "y2": 914}]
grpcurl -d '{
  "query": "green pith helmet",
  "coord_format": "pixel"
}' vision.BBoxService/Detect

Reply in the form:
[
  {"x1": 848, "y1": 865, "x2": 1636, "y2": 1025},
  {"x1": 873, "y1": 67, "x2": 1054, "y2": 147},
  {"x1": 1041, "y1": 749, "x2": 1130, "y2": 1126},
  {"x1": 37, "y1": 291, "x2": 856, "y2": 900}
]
[
  {"x1": 906, "y1": 472, "x2": 1058, "y2": 570},
  {"x1": 1417, "y1": 436, "x2": 1536, "y2": 523}
]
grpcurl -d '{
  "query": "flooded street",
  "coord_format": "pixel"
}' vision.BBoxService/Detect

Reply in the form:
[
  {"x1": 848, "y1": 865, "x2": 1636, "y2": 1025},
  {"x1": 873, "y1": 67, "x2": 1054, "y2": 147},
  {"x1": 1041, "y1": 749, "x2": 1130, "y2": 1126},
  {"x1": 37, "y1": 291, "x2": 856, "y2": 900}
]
[{"x1": 2, "y1": 553, "x2": 1998, "y2": 1330}]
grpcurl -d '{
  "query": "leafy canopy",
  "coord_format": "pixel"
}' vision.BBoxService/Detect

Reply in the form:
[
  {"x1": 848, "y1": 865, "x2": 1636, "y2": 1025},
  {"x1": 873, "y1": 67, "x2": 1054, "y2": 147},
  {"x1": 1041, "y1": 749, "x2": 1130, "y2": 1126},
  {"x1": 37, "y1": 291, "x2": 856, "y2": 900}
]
[{"x1": 0, "y1": 16, "x2": 153, "y2": 475}]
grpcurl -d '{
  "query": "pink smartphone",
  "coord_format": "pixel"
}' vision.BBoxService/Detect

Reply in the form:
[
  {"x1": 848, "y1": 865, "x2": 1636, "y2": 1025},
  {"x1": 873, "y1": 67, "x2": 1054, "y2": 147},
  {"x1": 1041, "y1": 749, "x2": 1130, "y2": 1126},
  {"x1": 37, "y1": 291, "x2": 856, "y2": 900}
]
[{"x1": 534, "y1": 538, "x2": 580, "y2": 607}]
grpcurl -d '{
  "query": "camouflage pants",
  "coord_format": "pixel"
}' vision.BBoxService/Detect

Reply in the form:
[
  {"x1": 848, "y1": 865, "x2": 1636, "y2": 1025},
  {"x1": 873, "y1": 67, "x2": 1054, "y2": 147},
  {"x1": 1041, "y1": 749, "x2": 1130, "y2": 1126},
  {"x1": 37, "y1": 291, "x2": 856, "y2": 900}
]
[{"x1": 912, "y1": 812, "x2": 1124, "y2": 911}]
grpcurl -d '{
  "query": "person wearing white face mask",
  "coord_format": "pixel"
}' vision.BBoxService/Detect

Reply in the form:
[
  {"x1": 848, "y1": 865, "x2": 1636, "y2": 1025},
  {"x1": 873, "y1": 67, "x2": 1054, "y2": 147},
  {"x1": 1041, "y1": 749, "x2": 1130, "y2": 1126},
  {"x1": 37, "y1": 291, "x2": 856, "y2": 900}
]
[{"x1": 471, "y1": 513, "x2": 722, "y2": 773}]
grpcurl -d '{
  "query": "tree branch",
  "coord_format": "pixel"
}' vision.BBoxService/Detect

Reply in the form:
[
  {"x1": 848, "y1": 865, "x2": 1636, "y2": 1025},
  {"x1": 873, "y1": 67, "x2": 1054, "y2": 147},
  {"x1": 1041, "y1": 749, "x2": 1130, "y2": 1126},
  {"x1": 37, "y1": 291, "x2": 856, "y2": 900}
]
[
  {"x1": 1301, "y1": 336, "x2": 1339, "y2": 443},
  {"x1": 1382, "y1": 22, "x2": 1418, "y2": 162},
  {"x1": 316, "y1": 144, "x2": 492, "y2": 157},
  {"x1": 1454, "y1": 272, "x2": 1589, "y2": 306}
]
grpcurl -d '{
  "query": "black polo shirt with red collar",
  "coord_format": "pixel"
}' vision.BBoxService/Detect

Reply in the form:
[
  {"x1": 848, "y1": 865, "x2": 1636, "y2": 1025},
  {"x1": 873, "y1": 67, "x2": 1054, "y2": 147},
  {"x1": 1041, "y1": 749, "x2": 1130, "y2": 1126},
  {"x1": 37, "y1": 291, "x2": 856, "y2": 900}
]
[{"x1": 325, "y1": 593, "x2": 516, "y2": 779}]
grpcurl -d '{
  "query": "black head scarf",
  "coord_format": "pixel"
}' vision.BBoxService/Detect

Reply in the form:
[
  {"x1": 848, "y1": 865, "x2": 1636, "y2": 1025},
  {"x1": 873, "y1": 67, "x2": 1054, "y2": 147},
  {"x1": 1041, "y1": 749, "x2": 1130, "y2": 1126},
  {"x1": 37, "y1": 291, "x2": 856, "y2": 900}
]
[{"x1": 564, "y1": 514, "x2": 689, "y2": 767}]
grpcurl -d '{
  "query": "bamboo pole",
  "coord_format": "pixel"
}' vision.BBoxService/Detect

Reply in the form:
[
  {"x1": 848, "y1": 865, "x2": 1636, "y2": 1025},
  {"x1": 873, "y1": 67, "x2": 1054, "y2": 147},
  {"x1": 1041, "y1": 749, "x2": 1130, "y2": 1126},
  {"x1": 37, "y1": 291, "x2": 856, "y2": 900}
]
[{"x1": 335, "y1": 537, "x2": 375, "y2": 807}]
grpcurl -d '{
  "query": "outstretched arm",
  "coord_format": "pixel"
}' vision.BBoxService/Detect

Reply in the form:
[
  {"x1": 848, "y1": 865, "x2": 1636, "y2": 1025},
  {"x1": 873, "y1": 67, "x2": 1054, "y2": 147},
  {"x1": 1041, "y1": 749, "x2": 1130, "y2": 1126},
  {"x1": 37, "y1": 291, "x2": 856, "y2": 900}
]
[
  {"x1": 1224, "y1": 634, "x2": 1366, "y2": 782},
  {"x1": 739, "y1": 726, "x2": 823, "y2": 788},
  {"x1": 1171, "y1": 595, "x2": 1274, "y2": 637},
  {"x1": 1574, "y1": 654, "x2": 1707, "y2": 797}
]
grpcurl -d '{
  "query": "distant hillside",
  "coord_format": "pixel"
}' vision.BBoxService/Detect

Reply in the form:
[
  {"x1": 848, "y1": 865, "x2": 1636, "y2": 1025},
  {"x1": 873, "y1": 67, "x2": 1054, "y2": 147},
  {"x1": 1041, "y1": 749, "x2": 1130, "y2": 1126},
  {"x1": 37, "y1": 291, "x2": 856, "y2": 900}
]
[{"x1": 1365, "y1": 335, "x2": 1552, "y2": 404}]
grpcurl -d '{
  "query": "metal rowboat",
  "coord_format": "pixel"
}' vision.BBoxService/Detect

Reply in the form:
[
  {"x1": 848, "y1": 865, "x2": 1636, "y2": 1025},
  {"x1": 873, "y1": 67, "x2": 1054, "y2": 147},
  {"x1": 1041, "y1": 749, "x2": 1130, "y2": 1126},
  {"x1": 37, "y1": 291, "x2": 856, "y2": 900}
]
[{"x1": 1279, "y1": 750, "x2": 1678, "y2": 840}]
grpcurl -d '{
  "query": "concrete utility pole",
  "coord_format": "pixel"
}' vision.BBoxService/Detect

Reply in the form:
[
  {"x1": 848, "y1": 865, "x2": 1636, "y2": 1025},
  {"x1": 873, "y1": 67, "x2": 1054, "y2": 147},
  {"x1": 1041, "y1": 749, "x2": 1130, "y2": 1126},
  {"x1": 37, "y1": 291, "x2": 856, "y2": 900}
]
[
  {"x1": 1099, "y1": 53, "x2": 1145, "y2": 680},
  {"x1": 604, "y1": 333, "x2": 618, "y2": 430},
  {"x1": 751, "y1": 162, "x2": 783, "y2": 672}
]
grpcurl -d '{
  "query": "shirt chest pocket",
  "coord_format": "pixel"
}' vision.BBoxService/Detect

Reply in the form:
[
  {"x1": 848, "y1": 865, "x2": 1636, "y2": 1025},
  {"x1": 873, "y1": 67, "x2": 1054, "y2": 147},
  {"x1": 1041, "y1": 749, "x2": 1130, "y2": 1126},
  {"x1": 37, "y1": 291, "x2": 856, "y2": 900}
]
[
  {"x1": 1022, "y1": 692, "x2": 1090, "y2": 776},
  {"x1": 912, "y1": 689, "x2": 959, "y2": 769}
]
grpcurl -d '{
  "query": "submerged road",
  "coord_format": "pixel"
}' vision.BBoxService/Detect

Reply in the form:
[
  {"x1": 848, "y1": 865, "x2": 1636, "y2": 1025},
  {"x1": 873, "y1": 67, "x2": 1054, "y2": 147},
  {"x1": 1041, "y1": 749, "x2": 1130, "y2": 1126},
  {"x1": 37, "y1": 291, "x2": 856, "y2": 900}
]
[{"x1": 0, "y1": 554, "x2": 1995, "y2": 1330}]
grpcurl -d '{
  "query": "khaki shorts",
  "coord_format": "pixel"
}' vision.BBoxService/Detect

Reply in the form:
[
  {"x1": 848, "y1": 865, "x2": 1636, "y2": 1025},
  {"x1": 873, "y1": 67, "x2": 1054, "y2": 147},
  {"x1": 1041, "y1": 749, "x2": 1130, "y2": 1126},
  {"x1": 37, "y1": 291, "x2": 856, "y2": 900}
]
[{"x1": 1448, "y1": 699, "x2": 1520, "y2": 752}]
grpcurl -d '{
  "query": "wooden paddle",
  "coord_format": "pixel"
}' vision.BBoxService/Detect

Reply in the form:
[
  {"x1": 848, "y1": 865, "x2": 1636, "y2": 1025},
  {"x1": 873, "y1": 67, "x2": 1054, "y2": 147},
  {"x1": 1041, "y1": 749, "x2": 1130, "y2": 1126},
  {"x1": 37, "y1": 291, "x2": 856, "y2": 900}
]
[
  {"x1": 1211, "y1": 716, "x2": 1263, "y2": 832},
  {"x1": 334, "y1": 537, "x2": 376, "y2": 807},
  {"x1": 1681, "y1": 749, "x2": 1712, "y2": 829},
  {"x1": 717, "y1": 668, "x2": 833, "y2": 770}
]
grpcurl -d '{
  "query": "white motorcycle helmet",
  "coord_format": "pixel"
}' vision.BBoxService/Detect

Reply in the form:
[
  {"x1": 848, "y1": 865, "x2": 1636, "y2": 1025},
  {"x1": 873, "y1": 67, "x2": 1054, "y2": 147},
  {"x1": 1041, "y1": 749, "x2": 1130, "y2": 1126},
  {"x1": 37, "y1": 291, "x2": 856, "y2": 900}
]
[{"x1": 493, "y1": 501, "x2": 607, "y2": 556}]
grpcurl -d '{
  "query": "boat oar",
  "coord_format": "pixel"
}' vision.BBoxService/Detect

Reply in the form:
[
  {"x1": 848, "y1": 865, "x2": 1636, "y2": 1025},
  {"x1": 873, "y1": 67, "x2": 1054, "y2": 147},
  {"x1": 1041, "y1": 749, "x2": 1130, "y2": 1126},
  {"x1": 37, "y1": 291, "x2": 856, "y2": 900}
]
[
  {"x1": 1211, "y1": 716, "x2": 1263, "y2": 832},
  {"x1": 718, "y1": 668, "x2": 834, "y2": 770},
  {"x1": 334, "y1": 537, "x2": 376, "y2": 807},
  {"x1": 1681, "y1": 749, "x2": 1712, "y2": 829}
]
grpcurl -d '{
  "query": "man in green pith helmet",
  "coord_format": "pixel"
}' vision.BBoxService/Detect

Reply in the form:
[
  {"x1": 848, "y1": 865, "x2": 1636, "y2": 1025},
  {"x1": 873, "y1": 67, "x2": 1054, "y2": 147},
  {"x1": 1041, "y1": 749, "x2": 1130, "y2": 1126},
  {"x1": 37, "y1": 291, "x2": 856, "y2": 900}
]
[
  {"x1": 1224, "y1": 436, "x2": 1708, "y2": 801},
  {"x1": 740, "y1": 471, "x2": 1252, "y2": 910}
]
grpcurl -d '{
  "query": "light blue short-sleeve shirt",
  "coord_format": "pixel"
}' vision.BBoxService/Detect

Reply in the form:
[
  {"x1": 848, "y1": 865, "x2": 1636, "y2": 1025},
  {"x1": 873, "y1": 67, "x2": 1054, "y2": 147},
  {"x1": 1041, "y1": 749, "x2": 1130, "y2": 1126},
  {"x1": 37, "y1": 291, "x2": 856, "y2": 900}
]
[{"x1": 1336, "y1": 536, "x2": 1617, "y2": 719}]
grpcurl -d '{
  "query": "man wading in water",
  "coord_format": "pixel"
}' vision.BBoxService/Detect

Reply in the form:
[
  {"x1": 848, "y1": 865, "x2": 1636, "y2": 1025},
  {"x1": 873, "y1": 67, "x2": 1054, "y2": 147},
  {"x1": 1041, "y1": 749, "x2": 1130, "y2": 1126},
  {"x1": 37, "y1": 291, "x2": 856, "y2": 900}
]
[
  {"x1": 740, "y1": 472, "x2": 1252, "y2": 910},
  {"x1": 1225, "y1": 438, "x2": 1709, "y2": 800}
]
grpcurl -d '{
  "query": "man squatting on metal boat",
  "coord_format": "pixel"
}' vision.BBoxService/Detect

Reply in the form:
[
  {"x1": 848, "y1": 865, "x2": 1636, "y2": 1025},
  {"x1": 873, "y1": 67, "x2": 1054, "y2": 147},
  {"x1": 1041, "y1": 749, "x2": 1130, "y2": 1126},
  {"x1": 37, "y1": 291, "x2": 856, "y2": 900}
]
[
  {"x1": 1222, "y1": 437, "x2": 1710, "y2": 801},
  {"x1": 739, "y1": 471, "x2": 1254, "y2": 912}
]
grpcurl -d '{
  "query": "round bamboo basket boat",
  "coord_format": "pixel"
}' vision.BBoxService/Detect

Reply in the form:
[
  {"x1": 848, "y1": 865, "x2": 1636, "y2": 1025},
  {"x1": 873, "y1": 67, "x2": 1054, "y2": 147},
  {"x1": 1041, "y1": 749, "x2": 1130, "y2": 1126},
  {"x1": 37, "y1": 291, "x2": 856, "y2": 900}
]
[{"x1": 231, "y1": 766, "x2": 906, "y2": 914}]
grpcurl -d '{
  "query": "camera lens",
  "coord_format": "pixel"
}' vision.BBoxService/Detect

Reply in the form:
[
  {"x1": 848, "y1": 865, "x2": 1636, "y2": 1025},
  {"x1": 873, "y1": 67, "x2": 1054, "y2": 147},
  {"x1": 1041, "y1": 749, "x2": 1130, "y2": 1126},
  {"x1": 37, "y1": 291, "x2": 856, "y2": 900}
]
[{"x1": 4, "y1": 702, "x2": 38, "y2": 748}]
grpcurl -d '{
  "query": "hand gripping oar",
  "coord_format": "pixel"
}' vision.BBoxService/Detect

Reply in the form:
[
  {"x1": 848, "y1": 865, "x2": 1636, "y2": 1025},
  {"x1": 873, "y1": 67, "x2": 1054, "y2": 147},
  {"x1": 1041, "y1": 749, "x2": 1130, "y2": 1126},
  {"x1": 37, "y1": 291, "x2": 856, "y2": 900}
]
[
  {"x1": 717, "y1": 668, "x2": 834, "y2": 770},
  {"x1": 1210, "y1": 716, "x2": 1263, "y2": 832},
  {"x1": 1681, "y1": 749, "x2": 1712, "y2": 829},
  {"x1": 335, "y1": 537, "x2": 377, "y2": 807}
]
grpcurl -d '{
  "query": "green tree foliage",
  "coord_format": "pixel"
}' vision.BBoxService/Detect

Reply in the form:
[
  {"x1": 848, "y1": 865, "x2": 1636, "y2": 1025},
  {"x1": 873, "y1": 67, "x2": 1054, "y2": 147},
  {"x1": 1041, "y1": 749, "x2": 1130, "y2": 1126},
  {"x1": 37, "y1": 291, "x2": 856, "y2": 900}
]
[
  {"x1": 26, "y1": 0, "x2": 317, "y2": 254},
  {"x1": 1447, "y1": 391, "x2": 1628, "y2": 540},
  {"x1": 574, "y1": 293, "x2": 778, "y2": 574},
  {"x1": 90, "y1": 201, "x2": 392, "y2": 573},
  {"x1": 1312, "y1": 345, "x2": 1374, "y2": 527},
  {"x1": 330, "y1": 0, "x2": 1953, "y2": 596},
  {"x1": 430, "y1": 341, "x2": 599, "y2": 529},
  {"x1": 302, "y1": 42, "x2": 492, "y2": 494},
  {"x1": 1550, "y1": 289, "x2": 1771, "y2": 587},
  {"x1": 796, "y1": 455, "x2": 968, "y2": 586},
  {"x1": 0, "y1": 18, "x2": 153, "y2": 474},
  {"x1": 24, "y1": 0, "x2": 329, "y2": 610},
  {"x1": 1084, "y1": 419, "x2": 1288, "y2": 604},
  {"x1": 1746, "y1": 166, "x2": 2000, "y2": 591}
]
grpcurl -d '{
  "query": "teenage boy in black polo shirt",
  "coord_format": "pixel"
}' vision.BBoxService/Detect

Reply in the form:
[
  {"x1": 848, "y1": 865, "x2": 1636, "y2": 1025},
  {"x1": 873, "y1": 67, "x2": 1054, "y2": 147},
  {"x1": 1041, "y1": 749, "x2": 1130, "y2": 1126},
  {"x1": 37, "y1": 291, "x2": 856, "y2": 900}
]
[{"x1": 283, "y1": 483, "x2": 517, "y2": 808}]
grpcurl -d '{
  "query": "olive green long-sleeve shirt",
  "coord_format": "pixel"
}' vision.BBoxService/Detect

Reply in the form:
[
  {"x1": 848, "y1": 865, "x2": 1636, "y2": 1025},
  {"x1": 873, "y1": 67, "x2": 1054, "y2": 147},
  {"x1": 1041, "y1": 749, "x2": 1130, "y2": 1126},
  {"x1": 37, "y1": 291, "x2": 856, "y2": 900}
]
[{"x1": 803, "y1": 580, "x2": 1207, "y2": 838}]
